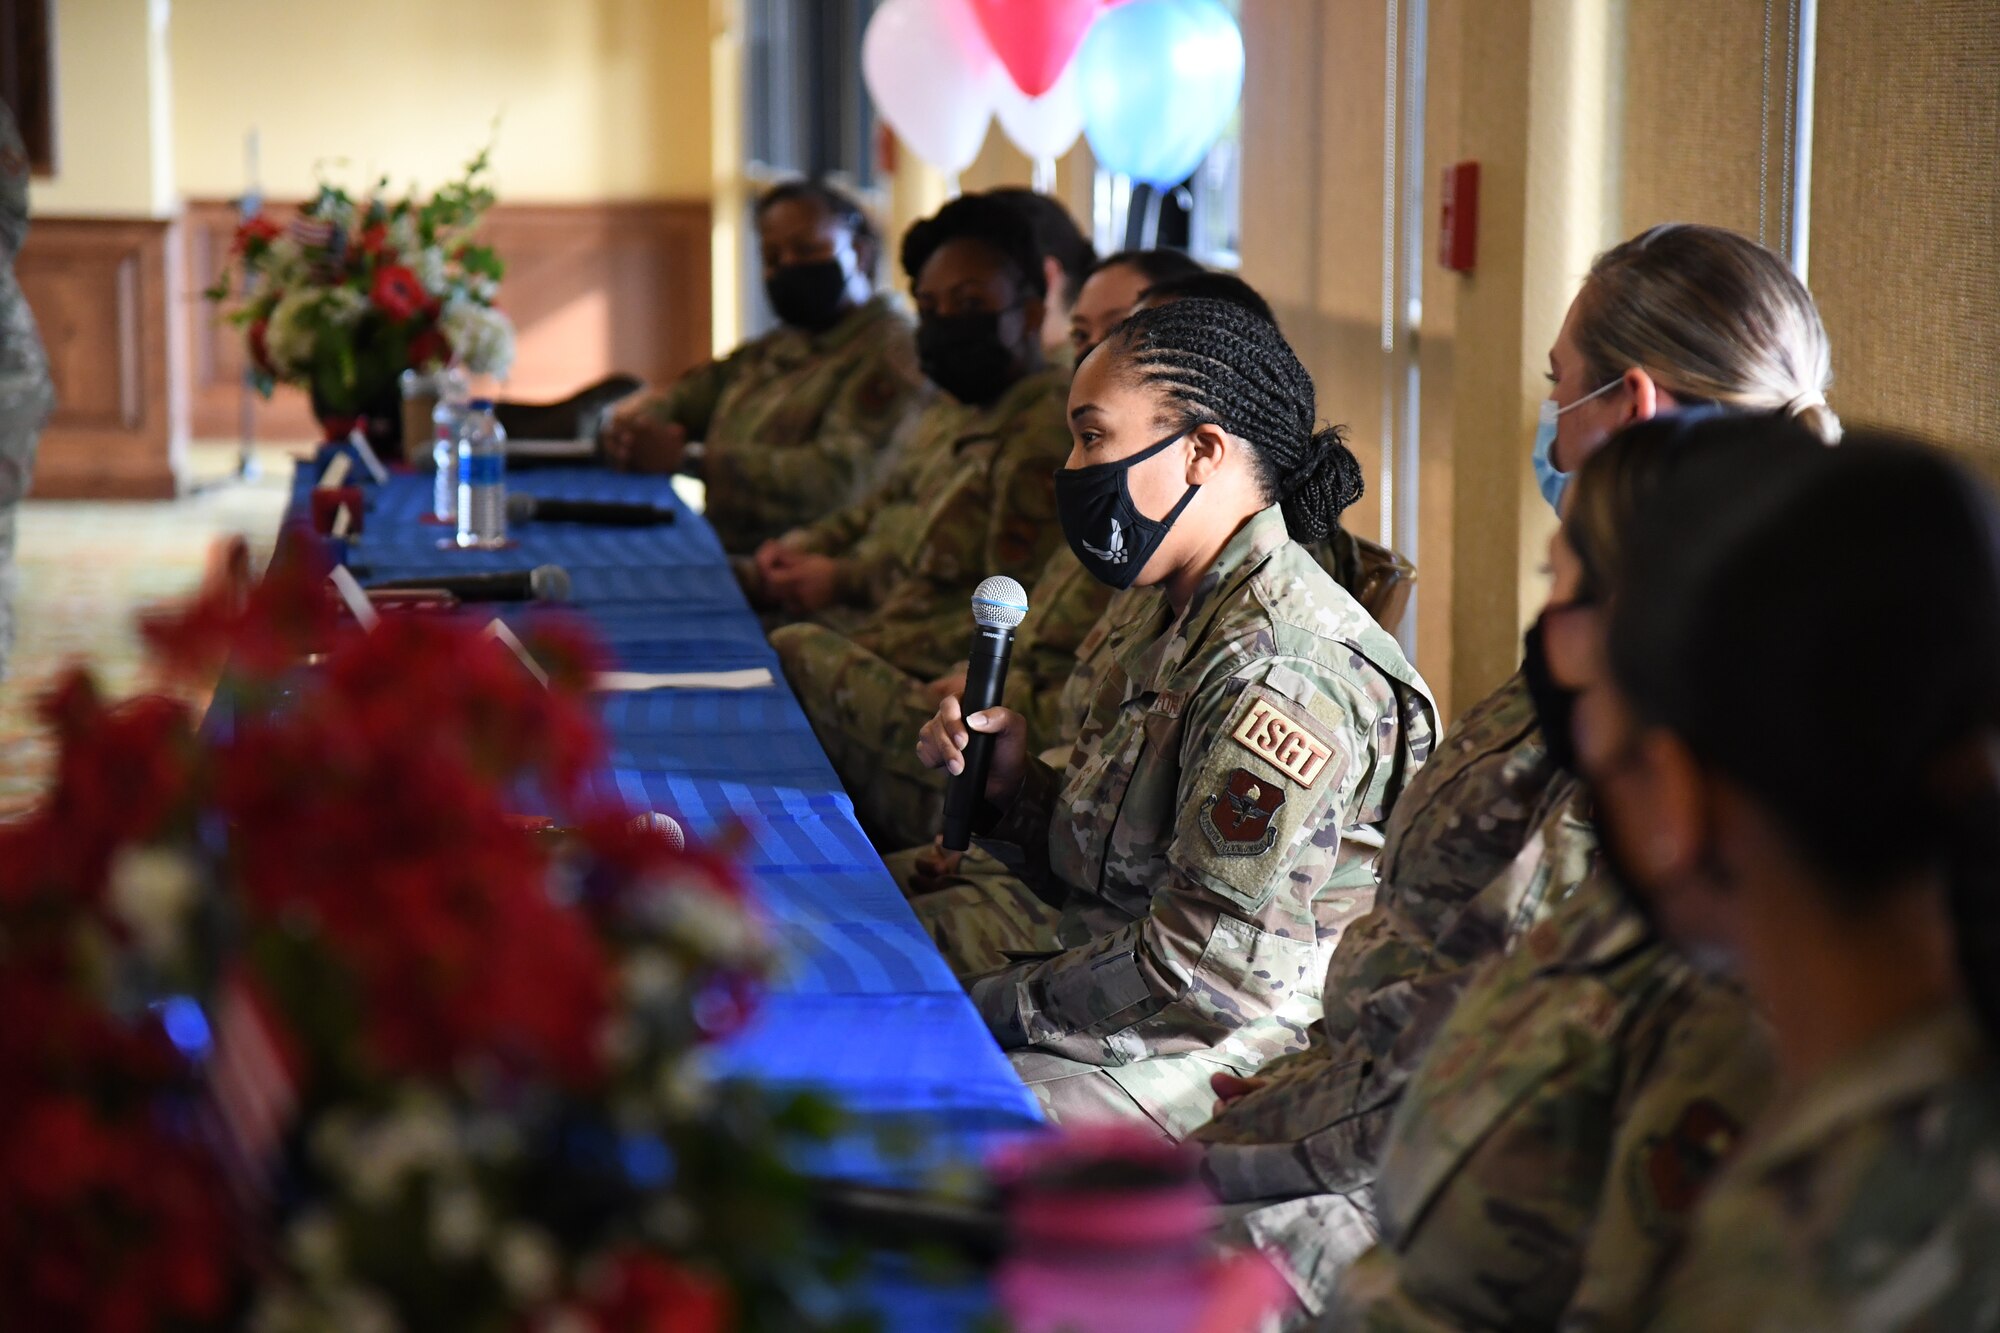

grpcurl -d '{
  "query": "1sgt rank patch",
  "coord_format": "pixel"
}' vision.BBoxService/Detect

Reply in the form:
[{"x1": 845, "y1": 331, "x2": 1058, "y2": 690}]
[
  {"x1": 1200, "y1": 767, "x2": 1287, "y2": 857},
  {"x1": 1229, "y1": 694, "x2": 1335, "y2": 786}
]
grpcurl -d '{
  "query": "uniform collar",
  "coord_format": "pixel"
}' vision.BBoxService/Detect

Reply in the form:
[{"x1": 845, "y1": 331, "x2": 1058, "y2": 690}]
[
  {"x1": 1738, "y1": 1003, "x2": 1989, "y2": 1177},
  {"x1": 1116, "y1": 505, "x2": 1292, "y2": 695},
  {"x1": 770, "y1": 292, "x2": 898, "y2": 358}
]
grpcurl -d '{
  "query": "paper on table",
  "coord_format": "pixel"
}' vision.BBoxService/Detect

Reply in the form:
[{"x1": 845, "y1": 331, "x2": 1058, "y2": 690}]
[{"x1": 593, "y1": 667, "x2": 775, "y2": 692}]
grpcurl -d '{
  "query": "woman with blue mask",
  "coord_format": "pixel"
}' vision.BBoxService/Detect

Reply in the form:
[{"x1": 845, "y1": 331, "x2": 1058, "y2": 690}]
[
  {"x1": 1533, "y1": 222, "x2": 1838, "y2": 513},
  {"x1": 911, "y1": 297, "x2": 1438, "y2": 1138}
]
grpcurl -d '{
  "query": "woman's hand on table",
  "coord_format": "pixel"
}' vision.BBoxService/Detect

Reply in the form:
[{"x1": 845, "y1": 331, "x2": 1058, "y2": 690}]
[
  {"x1": 603, "y1": 397, "x2": 687, "y2": 474},
  {"x1": 916, "y1": 695, "x2": 1027, "y2": 807},
  {"x1": 754, "y1": 535, "x2": 810, "y2": 582},
  {"x1": 766, "y1": 554, "x2": 841, "y2": 614}
]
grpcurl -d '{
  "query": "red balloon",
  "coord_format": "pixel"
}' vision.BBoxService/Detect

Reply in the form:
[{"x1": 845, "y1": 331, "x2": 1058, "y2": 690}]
[{"x1": 969, "y1": 0, "x2": 1101, "y2": 98}]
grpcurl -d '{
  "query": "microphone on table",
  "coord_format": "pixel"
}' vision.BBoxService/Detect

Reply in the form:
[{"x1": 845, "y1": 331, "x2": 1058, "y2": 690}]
[
  {"x1": 367, "y1": 563, "x2": 573, "y2": 603},
  {"x1": 628, "y1": 811, "x2": 686, "y2": 851},
  {"x1": 508, "y1": 494, "x2": 676, "y2": 527},
  {"x1": 939, "y1": 575, "x2": 1030, "y2": 853}
]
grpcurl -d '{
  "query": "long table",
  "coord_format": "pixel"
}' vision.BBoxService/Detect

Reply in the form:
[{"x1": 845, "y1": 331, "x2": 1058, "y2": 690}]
[{"x1": 293, "y1": 463, "x2": 1038, "y2": 1325}]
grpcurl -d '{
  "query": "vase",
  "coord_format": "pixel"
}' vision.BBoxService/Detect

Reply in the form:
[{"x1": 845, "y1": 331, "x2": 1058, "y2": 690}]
[{"x1": 311, "y1": 380, "x2": 404, "y2": 461}]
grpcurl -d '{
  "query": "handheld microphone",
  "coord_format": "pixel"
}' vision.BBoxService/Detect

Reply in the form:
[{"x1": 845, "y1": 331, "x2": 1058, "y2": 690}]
[
  {"x1": 507, "y1": 494, "x2": 676, "y2": 527},
  {"x1": 628, "y1": 811, "x2": 686, "y2": 851},
  {"x1": 368, "y1": 564, "x2": 573, "y2": 603},
  {"x1": 940, "y1": 575, "x2": 1030, "y2": 852}
]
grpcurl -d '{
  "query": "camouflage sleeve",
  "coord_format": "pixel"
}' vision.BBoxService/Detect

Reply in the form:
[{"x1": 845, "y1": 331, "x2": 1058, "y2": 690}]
[
  {"x1": 966, "y1": 657, "x2": 1367, "y2": 1063},
  {"x1": 980, "y1": 432, "x2": 1066, "y2": 601},
  {"x1": 1561, "y1": 978, "x2": 1775, "y2": 1330},
  {"x1": 704, "y1": 339, "x2": 926, "y2": 545},
  {"x1": 645, "y1": 351, "x2": 737, "y2": 441},
  {"x1": 795, "y1": 431, "x2": 929, "y2": 559},
  {"x1": 0, "y1": 103, "x2": 28, "y2": 261}
]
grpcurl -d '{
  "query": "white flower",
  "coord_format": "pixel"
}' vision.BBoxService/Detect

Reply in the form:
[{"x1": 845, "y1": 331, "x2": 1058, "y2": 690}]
[
  {"x1": 494, "y1": 1225, "x2": 561, "y2": 1303},
  {"x1": 320, "y1": 286, "x2": 367, "y2": 329},
  {"x1": 259, "y1": 236, "x2": 309, "y2": 288},
  {"x1": 656, "y1": 1050, "x2": 715, "y2": 1117},
  {"x1": 622, "y1": 949, "x2": 683, "y2": 1006},
  {"x1": 387, "y1": 215, "x2": 420, "y2": 258},
  {"x1": 287, "y1": 1209, "x2": 344, "y2": 1278},
  {"x1": 107, "y1": 846, "x2": 199, "y2": 963},
  {"x1": 412, "y1": 245, "x2": 449, "y2": 298},
  {"x1": 429, "y1": 1182, "x2": 488, "y2": 1259},
  {"x1": 470, "y1": 274, "x2": 499, "y2": 302},
  {"x1": 326, "y1": 1287, "x2": 400, "y2": 1333},
  {"x1": 264, "y1": 289, "x2": 321, "y2": 376},
  {"x1": 644, "y1": 884, "x2": 765, "y2": 964},
  {"x1": 440, "y1": 298, "x2": 515, "y2": 378}
]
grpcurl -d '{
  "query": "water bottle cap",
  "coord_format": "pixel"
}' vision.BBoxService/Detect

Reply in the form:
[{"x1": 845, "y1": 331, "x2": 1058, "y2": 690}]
[{"x1": 469, "y1": 397, "x2": 495, "y2": 411}]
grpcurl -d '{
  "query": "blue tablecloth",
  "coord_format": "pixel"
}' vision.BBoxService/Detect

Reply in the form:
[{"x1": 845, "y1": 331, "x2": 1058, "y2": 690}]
[{"x1": 297, "y1": 465, "x2": 1034, "y2": 1327}]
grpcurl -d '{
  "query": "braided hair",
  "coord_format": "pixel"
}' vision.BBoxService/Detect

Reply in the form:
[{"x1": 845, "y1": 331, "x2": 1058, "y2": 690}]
[{"x1": 1100, "y1": 297, "x2": 1362, "y2": 542}]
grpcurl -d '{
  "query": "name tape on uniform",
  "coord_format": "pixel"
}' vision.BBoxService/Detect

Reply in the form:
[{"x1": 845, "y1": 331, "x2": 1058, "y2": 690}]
[{"x1": 1230, "y1": 696, "x2": 1333, "y2": 786}]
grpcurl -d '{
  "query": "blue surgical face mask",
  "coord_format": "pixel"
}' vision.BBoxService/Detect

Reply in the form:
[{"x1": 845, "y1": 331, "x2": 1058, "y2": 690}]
[{"x1": 1532, "y1": 378, "x2": 1623, "y2": 514}]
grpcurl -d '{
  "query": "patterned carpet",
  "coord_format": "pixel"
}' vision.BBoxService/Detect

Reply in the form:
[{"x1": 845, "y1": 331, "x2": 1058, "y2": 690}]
[{"x1": 0, "y1": 443, "x2": 293, "y2": 816}]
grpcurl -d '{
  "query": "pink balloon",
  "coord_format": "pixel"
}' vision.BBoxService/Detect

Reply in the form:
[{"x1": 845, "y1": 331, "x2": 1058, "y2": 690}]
[
  {"x1": 969, "y1": 0, "x2": 1101, "y2": 98},
  {"x1": 863, "y1": 0, "x2": 1002, "y2": 176}
]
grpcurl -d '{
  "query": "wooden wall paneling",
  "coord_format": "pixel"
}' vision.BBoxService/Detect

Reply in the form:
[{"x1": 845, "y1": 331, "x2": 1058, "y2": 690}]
[
  {"x1": 16, "y1": 217, "x2": 186, "y2": 498},
  {"x1": 183, "y1": 200, "x2": 713, "y2": 443}
]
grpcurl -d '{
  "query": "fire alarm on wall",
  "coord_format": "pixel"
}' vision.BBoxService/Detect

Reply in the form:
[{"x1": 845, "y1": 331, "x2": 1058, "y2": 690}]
[{"x1": 1439, "y1": 161, "x2": 1479, "y2": 273}]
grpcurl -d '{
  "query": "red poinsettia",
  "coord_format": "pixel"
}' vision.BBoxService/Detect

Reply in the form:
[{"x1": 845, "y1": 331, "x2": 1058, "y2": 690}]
[
  {"x1": 577, "y1": 1252, "x2": 733, "y2": 1333},
  {"x1": 407, "y1": 324, "x2": 452, "y2": 371},
  {"x1": 231, "y1": 215, "x2": 281, "y2": 254},
  {"x1": 370, "y1": 264, "x2": 427, "y2": 322},
  {"x1": 357, "y1": 222, "x2": 393, "y2": 260}
]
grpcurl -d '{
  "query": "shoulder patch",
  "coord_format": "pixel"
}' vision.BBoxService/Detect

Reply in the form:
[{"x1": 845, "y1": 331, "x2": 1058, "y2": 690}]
[
  {"x1": 1230, "y1": 694, "x2": 1336, "y2": 786},
  {"x1": 1200, "y1": 768, "x2": 1287, "y2": 856},
  {"x1": 1640, "y1": 1098, "x2": 1744, "y2": 1222}
]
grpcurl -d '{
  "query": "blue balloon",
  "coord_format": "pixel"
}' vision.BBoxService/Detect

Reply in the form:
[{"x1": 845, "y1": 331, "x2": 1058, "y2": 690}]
[{"x1": 1076, "y1": 0, "x2": 1246, "y2": 188}]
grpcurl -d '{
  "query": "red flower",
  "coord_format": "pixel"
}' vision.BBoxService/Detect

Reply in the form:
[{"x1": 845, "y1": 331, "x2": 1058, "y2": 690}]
[
  {"x1": 407, "y1": 325, "x2": 453, "y2": 371},
  {"x1": 371, "y1": 264, "x2": 427, "y2": 322},
  {"x1": 581, "y1": 1253, "x2": 733, "y2": 1333},
  {"x1": 246, "y1": 318, "x2": 275, "y2": 375},
  {"x1": 358, "y1": 222, "x2": 393, "y2": 259},
  {"x1": 230, "y1": 215, "x2": 280, "y2": 254}
]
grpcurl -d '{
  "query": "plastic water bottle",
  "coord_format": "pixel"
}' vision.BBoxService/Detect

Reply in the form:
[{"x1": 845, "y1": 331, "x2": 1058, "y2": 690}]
[
  {"x1": 430, "y1": 369, "x2": 470, "y2": 523},
  {"x1": 455, "y1": 399, "x2": 508, "y2": 549}
]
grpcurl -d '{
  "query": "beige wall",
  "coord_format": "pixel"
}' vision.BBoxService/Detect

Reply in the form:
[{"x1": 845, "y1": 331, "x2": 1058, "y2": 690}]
[
  {"x1": 35, "y1": 0, "x2": 177, "y2": 216},
  {"x1": 170, "y1": 0, "x2": 714, "y2": 204}
]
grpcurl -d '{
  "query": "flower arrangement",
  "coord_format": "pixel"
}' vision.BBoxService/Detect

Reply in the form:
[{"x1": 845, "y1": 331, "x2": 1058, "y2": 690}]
[
  {"x1": 0, "y1": 535, "x2": 875, "y2": 1332},
  {"x1": 206, "y1": 149, "x2": 516, "y2": 425}
]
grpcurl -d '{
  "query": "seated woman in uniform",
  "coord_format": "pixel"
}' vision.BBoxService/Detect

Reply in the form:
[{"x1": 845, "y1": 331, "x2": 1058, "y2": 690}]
[
  {"x1": 1188, "y1": 224, "x2": 1840, "y2": 1325},
  {"x1": 767, "y1": 249, "x2": 1200, "y2": 854},
  {"x1": 1324, "y1": 413, "x2": 1813, "y2": 1332},
  {"x1": 1585, "y1": 436, "x2": 2000, "y2": 1331},
  {"x1": 601, "y1": 180, "x2": 925, "y2": 557},
  {"x1": 765, "y1": 196, "x2": 1073, "y2": 842},
  {"x1": 1067, "y1": 248, "x2": 1204, "y2": 364},
  {"x1": 913, "y1": 297, "x2": 1438, "y2": 1140},
  {"x1": 986, "y1": 188, "x2": 1095, "y2": 362}
]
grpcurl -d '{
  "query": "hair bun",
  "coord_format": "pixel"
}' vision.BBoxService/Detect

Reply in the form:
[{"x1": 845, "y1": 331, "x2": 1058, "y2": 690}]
[
  {"x1": 1787, "y1": 393, "x2": 1844, "y2": 444},
  {"x1": 1280, "y1": 425, "x2": 1365, "y2": 542}
]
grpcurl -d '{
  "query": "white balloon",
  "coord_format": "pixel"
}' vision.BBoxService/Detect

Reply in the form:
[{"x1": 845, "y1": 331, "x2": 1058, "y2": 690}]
[
  {"x1": 994, "y1": 58, "x2": 1085, "y2": 162},
  {"x1": 863, "y1": 0, "x2": 1002, "y2": 176}
]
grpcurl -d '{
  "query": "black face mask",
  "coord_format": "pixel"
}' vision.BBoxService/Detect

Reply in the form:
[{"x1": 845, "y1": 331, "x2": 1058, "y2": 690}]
[
  {"x1": 1522, "y1": 615, "x2": 1580, "y2": 774},
  {"x1": 1053, "y1": 430, "x2": 1202, "y2": 590},
  {"x1": 765, "y1": 259, "x2": 854, "y2": 333},
  {"x1": 918, "y1": 311, "x2": 1022, "y2": 406}
]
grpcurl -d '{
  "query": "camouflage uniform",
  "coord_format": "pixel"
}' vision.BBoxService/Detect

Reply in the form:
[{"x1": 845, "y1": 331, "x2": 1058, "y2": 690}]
[
  {"x1": 645, "y1": 293, "x2": 926, "y2": 553},
  {"x1": 933, "y1": 506, "x2": 1438, "y2": 1140},
  {"x1": 772, "y1": 367, "x2": 1073, "y2": 836},
  {"x1": 775, "y1": 540, "x2": 1116, "y2": 852},
  {"x1": 0, "y1": 102, "x2": 53, "y2": 678},
  {"x1": 1195, "y1": 672, "x2": 1584, "y2": 1185},
  {"x1": 1326, "y1": 874, "x2": 1776, "y2": 1332},
  {"x1": 1642, "y1": 1005, "x2": 2000, "y2": 1333}
]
